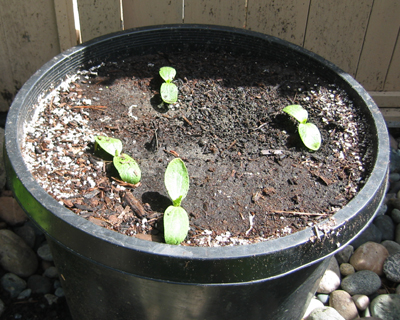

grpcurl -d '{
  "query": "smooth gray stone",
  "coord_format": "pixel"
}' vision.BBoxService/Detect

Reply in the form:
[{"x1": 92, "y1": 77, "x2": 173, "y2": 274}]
[
  {"x1": 390, "y1": 148, "x2": 400, "y2": 173},
  {"x1": 13, "y1": 225, "x2": 36, "y2": 248},
  {"x1": 383, "y1": 251, "x2": 400, "y2": 282},
  {"x1": 396, "y1": 224, "x2": 400, "y2": 244},
  {"x1": 37, "y1": 243, "x2": 53, "y2": 262},
  {"x1": 351, "y1": 224, "x2": 382, "y2": 249},
  {"x1": 0, "y1": 128, "x2": 5, "y2": 190},
  {"x1": 381, "y1": 240, "x2": 400, "y2": 255},
  {"x1": 0, "y1": 273, "x2": 27, "y2": 298},
  {"x1": 370, "y1": 294, "x2": 400, "y2": 320},
  {"x1": 373, "y1": 215, "x2": 395, "y2": 241},
  {"x1": 17, "y1": 288, "x2": 32, "y2": 300},
  {"x1": 27, "y1": 275, "x2": 52, "y2": 294},
  {"x1": 390, "y1": 208, "x2": 400, "y2": 224},
  {"x1": 335, "y1": 245, "x2": 354, "y2": 264},
  {"x1": 316, "y1": 294, "x2": 330, "y2": 304},
  {"x1": 306, "y1": 307, "x2": 345, "y2": 320},
  {"x1": 0, "y1": 298, "x2": 4, "y2": 318},
  {"x1": 341, "y1": 270, "x2": 381, "y2": 295},
  {"x1": 0, "y1": 229, "x2": 38, "y2": 277}
]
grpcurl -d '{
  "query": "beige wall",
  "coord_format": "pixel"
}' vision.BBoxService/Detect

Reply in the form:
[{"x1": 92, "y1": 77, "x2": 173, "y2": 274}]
[{"x1": 0, "y1": 0, "x2": 399, "y2": 120}]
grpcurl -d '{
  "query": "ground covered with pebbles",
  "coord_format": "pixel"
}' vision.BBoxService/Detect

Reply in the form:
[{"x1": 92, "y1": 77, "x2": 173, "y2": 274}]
[{"x1": 1, "y1": 126, "x2": 400, "y2": 319}]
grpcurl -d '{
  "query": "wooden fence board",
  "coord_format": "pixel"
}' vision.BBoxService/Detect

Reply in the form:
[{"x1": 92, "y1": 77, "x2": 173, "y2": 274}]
[
  {"x1": 304, "y1": 0, "x2": 373, "y2": 76},
  {"x1": 77, "y1": 0, "x2": 122, "y2": 42},
  {"x1": 356, "y1": 0, "x2": 400, "y2": 91},
  {"x1": 54, "y1": 0, "x2": 78, "y2": 51},
  {"x1": 122, "y1": 0, "x2": 182, "y2": 29},
  {"x1": 0, "y1": 0, "x2": 60, "y2": 111},
  {"x1": 184, "y1": 0, "x2": 245, "y2": 28},
  {"x1": 385, "y1": 29, "x2": 400, "y2": 91},
  {"x1": 246, "y1": 0, "x2": 309, "y2": 46}
]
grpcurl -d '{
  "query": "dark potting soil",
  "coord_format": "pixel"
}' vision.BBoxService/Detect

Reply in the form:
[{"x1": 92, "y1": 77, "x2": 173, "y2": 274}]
[{"x1": 23, "y1": 51, "x2": 372, "y2": 246}]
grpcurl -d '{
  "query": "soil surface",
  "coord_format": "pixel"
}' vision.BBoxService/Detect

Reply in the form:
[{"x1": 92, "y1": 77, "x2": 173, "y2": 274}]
[{"x1": 23, "y1": 51, "x2": 372, "y2": 246}]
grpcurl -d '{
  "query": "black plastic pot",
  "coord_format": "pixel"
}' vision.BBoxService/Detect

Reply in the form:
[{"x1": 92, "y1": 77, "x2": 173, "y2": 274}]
[{"x1": 5, "y1": 25, "x2": 389, "y2": 320}]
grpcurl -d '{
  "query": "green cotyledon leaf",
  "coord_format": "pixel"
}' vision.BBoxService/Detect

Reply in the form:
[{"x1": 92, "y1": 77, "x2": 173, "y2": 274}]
[
  {"x1": 113, "y1": 153, "x2": 141, "y2": 184},
  {"x1": 164, "y1": 158, "x2": 189, "y2": 207},
  {"x1": 94, "y1": 136, "x2": 123, "y2": 157},
  {"x1": 164, "y1": 205, "x2": 189, "y2": 245}
]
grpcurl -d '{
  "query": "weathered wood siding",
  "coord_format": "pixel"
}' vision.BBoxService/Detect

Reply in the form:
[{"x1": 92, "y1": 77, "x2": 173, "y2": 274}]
[{"x1": 0, "y1": 0, "x2": 399, "y2": 121}]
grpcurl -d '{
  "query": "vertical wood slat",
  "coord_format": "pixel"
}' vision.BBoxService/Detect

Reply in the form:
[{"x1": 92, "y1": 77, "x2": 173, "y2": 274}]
[
  {"x1": 246, "y1": 0, "x2": 310, "y2": 47},
  {"x1": 77, "y1": 0, "x2": 122, "y2": 43},
  {"x1": 0, "y1": 0, "x2": 61, "y2": 111},
  {"x1": 303, "y1": 0, "x2": 373, "y2": 77},
  {"x1": 385, "y1": 29, "x2": 400, "y2": 91},
  {"x1": 122, "y1": 0, "x2": 182, "y2": 30},
  {"x1": 184, "y1": 0, "x2": 246, "y2": 28},
  {"x1": 54, "y1": 0, "x2": 78, "y2": 51},
  {"x1": 355, "y1": 0, "x2": 400, "y2": 91}
]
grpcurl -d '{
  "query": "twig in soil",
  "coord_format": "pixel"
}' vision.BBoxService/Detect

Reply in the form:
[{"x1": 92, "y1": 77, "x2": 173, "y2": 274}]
[
  {"x1": 123, "y1": 192, "x2": 146, "y2": 218},
  {"x1": 71, "y1": 105, "x2": 107, "y2": 110},
  {"x1": 272, "y1": 210, "x2": 328, "y2": 216},
  {"x1": 111, "y1": 177, "x2": 141, "y2": 188},
  {"x1": 227, "y1": 140, "x2": 237, "y2": 150},
  {"x1": 164, "y1": 149, "x2": 180, "y2": 157},
  {"x1": 245, "y1": 213, "x2": 255, "y2": 235},
  {"x1": 182, "y1": 115, "x2": 193, "y2": 126}
]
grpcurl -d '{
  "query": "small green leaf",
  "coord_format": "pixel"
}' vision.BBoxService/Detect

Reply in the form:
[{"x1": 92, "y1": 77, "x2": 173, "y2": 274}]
[
  {"x1": 95, "y1": 136, "x2": 123, "y2": 157},
  {"x1": 159, "y1": 66, "x2": 176, "y2": 83},
  {"x1": 299, "y1": 123, "x2": 322, "y2": 151},
  {"x1": 164, "y1": 205, "x2": 189, "y2": 245},
  {"x1": 161, "y1": 82, "x2": 178, "y2": 104},
  {"x1": 113, "y1": 153, "x2": 141, "y2": 184},
  {"x1": 283, "y1": 104, "x2": 308, "y2": 124},
  {"x1": 165, "y1": 158, "x2": 189, "y2": 207}
]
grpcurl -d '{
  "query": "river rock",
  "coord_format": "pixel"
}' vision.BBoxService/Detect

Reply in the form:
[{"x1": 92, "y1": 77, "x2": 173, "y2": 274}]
[
  {"x1": 381, "y1": 240, "x2": 400, "y2": 255},
  {"x1": 13, "y1": 224, "x2": 36, "y2": 248},
  {"x1": 370, "y1": 294, "x2": 400, "y2": 320},
  {"x1": 27, "y1": 275, "x2": 52, "y2": 294},
  {"x1": 390, "y1": 208, "x2": 400, "y2": 224},
  {"x1": 383, "y1": 251, "x2": 400, "y2": 282},
  {"x1": 351, "y1": 225, "x2": 382, "y2": 249},
  {"x1": 0, "y1": 229, "x2": 38, "y2": 277},
  {"x1": 316, "y1": 294, "x2": 330, "y2": 304},
  {"x1": 349, "y1": 241, "x2": 389, "y2": 275},
  {"x1": 352, "y1": 294, "x2": 369, "y2": 311},
  {"x1": 373, "y1": 215, "x2": 395, "y2": 241},
  {"x1": 304, "y1": 298, "x2": 325, "y2": 319},
  {"x1": 0, "y1": 128, "x2": 5, "y2": 190},
  {"x1": 335, "y1": 245, "x2": 354, "y2": 264},
  {"x1": 317, "y1": 257, "x2": 341, "y2": 294},
  {"x1": 306, "y1": 307, "x2": 345, "y2": 320},
  {"x1": 329, "y1": 290, "x2": 358, "y2": 320},
  {"x1": 37, "y1": 243, "x2": 53, "y2": 262},
  {"x1": 396, "y1": 224, "x2": 400, "y2": 244},
  {"x1": 0, "y1": 273, "x2": 27, "y2": 298},
  {"x1": 0, "y1": 197, "x2": 28, "y2": 226},
  {"x1": 0, "y1": 298, "x2": 4, "y2": 318},
  {"x1": 339, "y1": 263, "x2": 355, "y2": 276},
  {"x1": 341, "y1": 270, "x2": 381, "y2": 296}
]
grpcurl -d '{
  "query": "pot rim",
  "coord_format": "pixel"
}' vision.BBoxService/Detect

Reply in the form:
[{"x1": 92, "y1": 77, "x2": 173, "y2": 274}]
[{"x1": 5, "y1": 24, "x2": 389, "y2": 279}]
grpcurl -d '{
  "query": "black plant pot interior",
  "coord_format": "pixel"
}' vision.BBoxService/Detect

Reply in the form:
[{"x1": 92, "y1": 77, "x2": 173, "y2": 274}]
[{"x1": 5, "y1": 25, "x2": 389, "y2": 320}]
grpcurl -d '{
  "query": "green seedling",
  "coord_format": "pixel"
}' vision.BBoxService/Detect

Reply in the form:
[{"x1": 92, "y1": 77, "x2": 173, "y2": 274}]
[
  {"x1": 159, "y1": 66, "x2": 178, "y2": 104},
  {"x1": 94, "y1": 136, "x2": 141, "y2": 184},
  {"x1": 283, "y1": 104, "x2": 322, "y2": 151},
  {"x1": 163, "y1": 158, "x2": 190, "y2": 245}
]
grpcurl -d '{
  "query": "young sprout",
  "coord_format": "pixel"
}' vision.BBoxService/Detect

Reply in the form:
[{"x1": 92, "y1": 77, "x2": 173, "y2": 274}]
[
  {"x1": 94, "y1": 136, "x2": 141, "y2": 184},
  {"x1": 163, "y1": 158, "x2": 190, "y2": 245},
  {"x1": 159, "y1": 66, "x2": 178, "y2": 104},
  {"x1": 283, "y1": 104, "x2": 322, "y2": 151}
]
